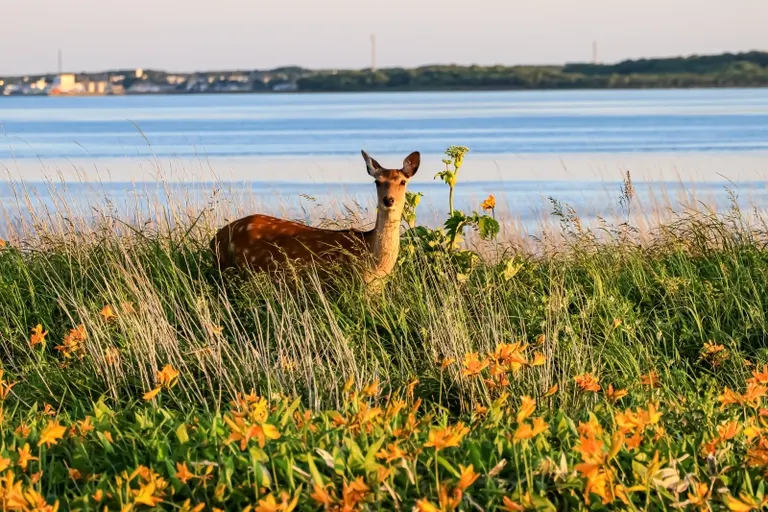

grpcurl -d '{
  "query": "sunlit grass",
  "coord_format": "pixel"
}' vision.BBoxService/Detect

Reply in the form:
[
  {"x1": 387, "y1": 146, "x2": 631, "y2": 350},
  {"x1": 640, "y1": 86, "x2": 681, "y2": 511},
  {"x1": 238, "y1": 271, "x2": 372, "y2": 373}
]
[{"x1": 3, "y1": 150, "x2": 768, "y2": 508}]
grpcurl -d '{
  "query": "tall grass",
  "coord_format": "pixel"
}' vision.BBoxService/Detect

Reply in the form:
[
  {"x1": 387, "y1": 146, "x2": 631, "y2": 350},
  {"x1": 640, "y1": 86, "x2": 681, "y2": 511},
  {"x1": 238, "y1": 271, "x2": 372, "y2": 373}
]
[{"x1": 2, "y1": 172, "x2": 768, "y2": 418}]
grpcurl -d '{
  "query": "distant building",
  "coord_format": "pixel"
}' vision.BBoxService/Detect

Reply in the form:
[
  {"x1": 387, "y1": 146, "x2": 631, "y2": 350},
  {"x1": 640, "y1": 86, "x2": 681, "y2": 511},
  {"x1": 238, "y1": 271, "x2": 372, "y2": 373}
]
[
  {"x1": 86, "y1": 81, "x2": 108, "y2": 94},
  {"x1": 166, "y1": 75, "x2": 186, "y2": 85},
  {"x1": 48, "y1": 74, "x2": 83, "y2": 95},
  {"x1": 135, "y1": 68, "x2": 144, "y2": 78}
]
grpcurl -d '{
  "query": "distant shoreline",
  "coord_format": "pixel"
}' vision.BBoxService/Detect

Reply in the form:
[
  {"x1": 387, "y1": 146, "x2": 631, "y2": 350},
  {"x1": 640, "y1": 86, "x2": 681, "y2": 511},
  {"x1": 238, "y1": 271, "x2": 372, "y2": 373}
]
[
  {"x1": 2, "y1": 84, "x2": 768, "y2": 99},
  {"x1": 3, "y1": 50, "x2": 768, "y2": 96}
]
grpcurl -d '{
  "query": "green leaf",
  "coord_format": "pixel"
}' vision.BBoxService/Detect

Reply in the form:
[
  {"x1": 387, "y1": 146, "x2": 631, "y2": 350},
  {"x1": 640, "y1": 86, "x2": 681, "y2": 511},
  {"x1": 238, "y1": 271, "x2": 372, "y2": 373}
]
[
  {"x1": 305, "y1": 454, "x2": 324, "y2": 486},
  {"x1": 503, "y1": 258, "x2": 523, "y2": 281},
  {"x1": 96, "y1": 432, "x2": 114, "y2": 454},
  {"x1": 344, "y1": 438, "x2": 366, "y2": 469},
  {"x1": 364, "y1": 436, "x2": 387, "y2": 470},
  {"x1": 476, "y1": 215, "x2": 500, "y2": 240},
  {"x1": 281, "y1": 398, "x2": 302, "y2": 428},
  {"x1": 175, "y1": 423, "x2": 189, "y2": 445},
  {"x1": 437, "y1": 456, "x2": 459, "y2": 478}
]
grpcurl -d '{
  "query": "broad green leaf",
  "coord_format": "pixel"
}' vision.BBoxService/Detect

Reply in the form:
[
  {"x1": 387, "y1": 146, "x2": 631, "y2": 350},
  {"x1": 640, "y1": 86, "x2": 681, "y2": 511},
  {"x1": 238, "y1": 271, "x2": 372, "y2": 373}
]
[{"x1": 175, "y1": 423, "x2": 189, "y2": 444}]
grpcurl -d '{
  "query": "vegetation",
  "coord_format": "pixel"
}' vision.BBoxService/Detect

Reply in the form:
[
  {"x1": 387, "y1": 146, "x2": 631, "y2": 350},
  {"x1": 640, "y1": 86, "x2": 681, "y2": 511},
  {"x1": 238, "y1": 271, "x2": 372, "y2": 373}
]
[
  {"x1": 3, "y1": 146, "x2": 768, "y2": 509},
  {"x1": 297, "y1": 51, "x2": 768, "y2": 91}
]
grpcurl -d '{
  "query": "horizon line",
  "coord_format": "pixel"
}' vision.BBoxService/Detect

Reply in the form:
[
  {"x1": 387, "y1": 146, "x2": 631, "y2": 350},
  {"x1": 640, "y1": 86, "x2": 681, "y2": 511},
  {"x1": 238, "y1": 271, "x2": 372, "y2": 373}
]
[{"x1": 2, "y1": 48, "x2": 765, "y2": 79}]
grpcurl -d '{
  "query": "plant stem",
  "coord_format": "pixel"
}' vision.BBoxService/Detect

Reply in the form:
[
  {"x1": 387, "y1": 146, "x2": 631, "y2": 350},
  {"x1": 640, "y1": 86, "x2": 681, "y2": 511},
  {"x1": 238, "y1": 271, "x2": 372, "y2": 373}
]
[
  {"x1": 449, "y1": 185, "x2": 454, "y2": 216},
  {"x1": 434, "y1": 449, "x2": 440, "y2": 488}
]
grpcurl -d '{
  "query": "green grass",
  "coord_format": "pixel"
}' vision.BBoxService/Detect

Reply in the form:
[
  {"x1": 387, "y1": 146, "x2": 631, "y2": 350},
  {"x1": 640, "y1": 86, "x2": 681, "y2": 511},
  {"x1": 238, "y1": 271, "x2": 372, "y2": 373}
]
[{"x1": 2, "y1": 176, "x2": 768, "y2": 509}]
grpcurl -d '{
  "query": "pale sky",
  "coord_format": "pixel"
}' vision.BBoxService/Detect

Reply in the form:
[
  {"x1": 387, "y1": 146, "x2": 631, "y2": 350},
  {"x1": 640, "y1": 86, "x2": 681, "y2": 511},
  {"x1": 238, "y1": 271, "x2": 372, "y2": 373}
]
[{"x1": 3, "y1": 0, "x2": 767, "y2": 75}]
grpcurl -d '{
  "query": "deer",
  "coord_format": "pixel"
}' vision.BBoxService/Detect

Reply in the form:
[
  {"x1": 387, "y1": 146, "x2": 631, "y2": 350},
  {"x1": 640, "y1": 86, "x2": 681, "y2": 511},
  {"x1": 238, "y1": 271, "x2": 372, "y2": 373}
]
[{"x1": 210, "y1": 150, "x2": 420, "y2": 287}]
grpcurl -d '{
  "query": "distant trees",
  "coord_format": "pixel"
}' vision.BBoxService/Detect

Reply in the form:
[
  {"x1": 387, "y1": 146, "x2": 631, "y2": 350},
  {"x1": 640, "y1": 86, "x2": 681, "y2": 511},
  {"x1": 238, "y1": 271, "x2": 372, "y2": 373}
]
[{"x1": 297, "y1": 52, "x2": 768, "y2": 92}]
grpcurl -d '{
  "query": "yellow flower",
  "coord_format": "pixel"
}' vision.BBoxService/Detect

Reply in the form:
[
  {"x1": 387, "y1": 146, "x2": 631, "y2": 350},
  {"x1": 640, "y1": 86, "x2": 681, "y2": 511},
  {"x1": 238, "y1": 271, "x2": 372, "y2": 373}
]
[
  {"x1": 516, "y1": 396, "x2": 536, "y2": 423},
  {"x1": 175, "y1": 462, "x2": 195, "y2": 484},
  {"x1": 224, "y1": 415, "x2": 281, "y2": 450},
  {"x1": 415, "y1": 499, "x2": 440, "y2": 512},
  {"x1": 439, "y1": 358, "x2": 456, "y2": 370},
  {"x1": 0, "y1": 457, "x2": 10, "y2": 473},
  {"x1": 575, "y1": 373, "x2": 600, "y2": 392},
  {"x1": 133, "y1": 481, "x2": 163, "y2": 507},
  {"x1": 575, "y1": 462, "x2": 612, "y2": 505},
  {"x1": 687, "y1": 482, "x2": 710, "y2": 508},
  {"x1": 30, "y1": 324, "x2": 48, "y2": 348},
  {"x1": 543, "y1": 384, "x2": 558, "y2": 397},
  {"x1": 310, "y1": 484, "x2": 335, "y2": 507},
  {"x1": 605, "y1": 384, "x2": 628, "y2": 403},
  {"x1": 143, "y1": 387, "x2": 162, "y2": 401},
  {"x1": 717, "y1": 420, "x2": 741, "y2": 441},
  {"x1": 531, "y1": 417, "x2": 549, "y2": 437},
  {"x1": 457, "y1": 464, "x2": 479, "y2": 491},
  {"x1": 461, "y1": 353, "x2": 489, "y2": 377},
  {"x1": 513, "y1": 422, "x2": 534, "y2": 442},
  {"x1": 530, "y1": 352, "x2": 546, "y2": 367},
  {"x1": 481, "y1": 194, "x2": 496, "y2": 211},
  {"x1": 17, "y1": 443, "x2": 38, "y2": 471},
  {"x1": 55, "y1": 325, "x2": 87, "y2": 360},
  {"x1": 723, "y1": 492, "x2": 762, "y2": 512},
  {"x1": 361, "y1": 379, "x2": 380, "y2": 397},
  {"x1": 38, "y1": 420, "x2": 66, "y2": 447},
  {"x1": 640, "y1": 371, "x2": 660, "y2": 388},
  {"x1": 424, "y1": 423, "x2": 469, "y2": 451},
  {"x1": 100, "y1": 305, "x2": 117, "y2": 322},
  {"x1": 500, "y1": 497, "x2": 525, "y2": 511},
  {"x1": 157, "y1": 364, "x2": 180, "y2": 389},
  {"x1": 376, "y1": 442, "x2": 406, "y2": 463}
]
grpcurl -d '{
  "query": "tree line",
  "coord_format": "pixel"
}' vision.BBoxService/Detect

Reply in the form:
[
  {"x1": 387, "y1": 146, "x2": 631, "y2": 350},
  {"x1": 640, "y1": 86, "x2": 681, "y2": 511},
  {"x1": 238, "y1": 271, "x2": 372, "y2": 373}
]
[{"x1": 297, "y1": 51, "x2": 768, "y2": 92}]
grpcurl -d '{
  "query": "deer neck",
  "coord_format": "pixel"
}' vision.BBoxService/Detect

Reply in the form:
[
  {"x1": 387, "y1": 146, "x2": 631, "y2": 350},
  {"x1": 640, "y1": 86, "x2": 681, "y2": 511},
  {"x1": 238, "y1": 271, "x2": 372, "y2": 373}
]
[{"x1": 363, "y1": 208, "x2": 402, "y2": 283}]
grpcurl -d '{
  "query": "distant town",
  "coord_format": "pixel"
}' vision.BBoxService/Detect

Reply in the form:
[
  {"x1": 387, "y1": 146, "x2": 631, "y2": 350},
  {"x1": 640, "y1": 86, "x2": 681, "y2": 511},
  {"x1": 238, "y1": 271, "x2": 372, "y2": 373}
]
[
  {"x1": 0, "y1": 67, "x2": 304, "y2": 96},
  {"x1": 1, "y1": 51, "x2": 767, "y2": 96}
]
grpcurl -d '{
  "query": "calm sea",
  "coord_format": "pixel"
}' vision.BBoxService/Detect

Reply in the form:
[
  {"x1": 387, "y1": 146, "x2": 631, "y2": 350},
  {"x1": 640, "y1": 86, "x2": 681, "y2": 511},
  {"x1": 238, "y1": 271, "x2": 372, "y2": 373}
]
[
  {"x1": 1, "y1": 89, "x2": 767, "y2": 233},
  {"x1": 1, "y1": 89, "x2": 768, "y2": 159}
]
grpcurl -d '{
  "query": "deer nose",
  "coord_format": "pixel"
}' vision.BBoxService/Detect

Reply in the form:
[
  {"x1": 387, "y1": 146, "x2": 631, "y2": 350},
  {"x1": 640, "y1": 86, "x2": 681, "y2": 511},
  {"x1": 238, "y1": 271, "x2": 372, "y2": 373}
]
[{"x1": 383, "y1": 196, "x2": 395, "y2": 207}]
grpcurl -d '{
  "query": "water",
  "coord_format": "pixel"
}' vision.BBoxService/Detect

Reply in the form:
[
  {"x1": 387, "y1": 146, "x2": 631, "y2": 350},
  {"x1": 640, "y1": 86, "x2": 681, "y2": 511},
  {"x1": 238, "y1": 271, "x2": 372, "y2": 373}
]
[
  {"x1": 1, "y1": 89, "x2": 767, "y2": 235},
  {"x1": 1, "y1": 89, "x2": 768, "y2": 160}
]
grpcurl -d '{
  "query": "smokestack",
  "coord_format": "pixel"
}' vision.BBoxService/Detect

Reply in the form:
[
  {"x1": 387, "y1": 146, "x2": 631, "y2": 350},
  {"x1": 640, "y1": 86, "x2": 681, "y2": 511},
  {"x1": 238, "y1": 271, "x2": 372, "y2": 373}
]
[
  {"x1": 592, "y1": 41, "x2": 598, "y2": 64},
  {"x1": 58, "y1": 49, "x2": 63, "y2": 74},
  {"x1": 370, "y1": 34, "x2": 376, "y2": 72}
]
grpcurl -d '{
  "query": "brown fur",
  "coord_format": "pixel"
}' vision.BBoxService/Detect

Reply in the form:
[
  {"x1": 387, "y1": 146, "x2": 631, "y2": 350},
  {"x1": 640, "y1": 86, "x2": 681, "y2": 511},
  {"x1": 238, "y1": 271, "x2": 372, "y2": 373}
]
[{"x1": 210, "y1": 150, "x2": 420, "y2": 285}]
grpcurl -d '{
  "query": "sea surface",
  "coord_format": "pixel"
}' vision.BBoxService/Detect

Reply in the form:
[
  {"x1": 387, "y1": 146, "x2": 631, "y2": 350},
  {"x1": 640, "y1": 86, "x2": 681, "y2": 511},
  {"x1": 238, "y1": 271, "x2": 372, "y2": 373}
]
[
  {"x1": 1, "y1": 89, "x2": 767, "y2": 233},
  {"x1": 1, "y1": 89, "x2": 768, "y2": 159}
]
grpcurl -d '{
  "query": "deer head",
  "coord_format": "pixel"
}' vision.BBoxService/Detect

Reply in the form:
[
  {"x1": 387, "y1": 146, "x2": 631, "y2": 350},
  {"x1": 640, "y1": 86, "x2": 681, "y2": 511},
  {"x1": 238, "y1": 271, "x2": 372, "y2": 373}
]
[{"x1": 362, "y1": 150, "x2": 420, "y2": 219}]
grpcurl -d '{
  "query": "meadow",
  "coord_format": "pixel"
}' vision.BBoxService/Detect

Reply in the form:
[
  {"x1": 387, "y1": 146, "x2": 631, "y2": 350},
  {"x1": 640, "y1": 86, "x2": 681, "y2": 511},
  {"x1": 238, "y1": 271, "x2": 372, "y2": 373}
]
[{"x1": 1, "y1": 147, "x2": 768, "y2": 510}]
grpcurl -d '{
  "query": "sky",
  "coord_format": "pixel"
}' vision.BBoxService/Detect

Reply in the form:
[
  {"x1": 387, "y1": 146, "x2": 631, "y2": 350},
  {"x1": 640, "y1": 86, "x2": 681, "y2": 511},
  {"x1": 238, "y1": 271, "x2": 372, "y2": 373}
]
[{"x1": 2, "y1": 0, "x2": 767, "y2": 75}]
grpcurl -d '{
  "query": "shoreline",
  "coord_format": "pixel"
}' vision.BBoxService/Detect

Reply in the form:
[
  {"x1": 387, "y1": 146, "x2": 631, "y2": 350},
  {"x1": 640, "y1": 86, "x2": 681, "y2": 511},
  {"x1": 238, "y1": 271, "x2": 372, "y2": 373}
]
[{"x1": 2, "y1": 84, "x2": 768, "y2": 98}]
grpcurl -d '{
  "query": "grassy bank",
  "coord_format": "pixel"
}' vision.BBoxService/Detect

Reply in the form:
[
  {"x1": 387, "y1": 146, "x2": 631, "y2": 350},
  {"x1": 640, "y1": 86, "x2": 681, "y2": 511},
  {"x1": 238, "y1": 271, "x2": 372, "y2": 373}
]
[{"x1": 2, "y1": 158, "x2": 768, "y2": 508}]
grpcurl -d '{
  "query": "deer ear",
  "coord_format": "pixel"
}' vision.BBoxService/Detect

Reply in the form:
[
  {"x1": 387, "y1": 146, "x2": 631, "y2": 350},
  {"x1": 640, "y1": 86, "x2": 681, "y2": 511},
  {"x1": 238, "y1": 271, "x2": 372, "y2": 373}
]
[
  {"x1": 402, "y1": 151, "x2": 420, "y2": 178},
  {"x1": 361, "y1": 150, "x2": 383, "y2": 177}
]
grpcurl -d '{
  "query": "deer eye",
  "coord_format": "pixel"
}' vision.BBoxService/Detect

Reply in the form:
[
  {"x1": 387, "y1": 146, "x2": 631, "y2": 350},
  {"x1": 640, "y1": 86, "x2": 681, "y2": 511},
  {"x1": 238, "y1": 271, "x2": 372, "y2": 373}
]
[{"x1": 400, "y1": 180, "x2": 407, "y2": 186}]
